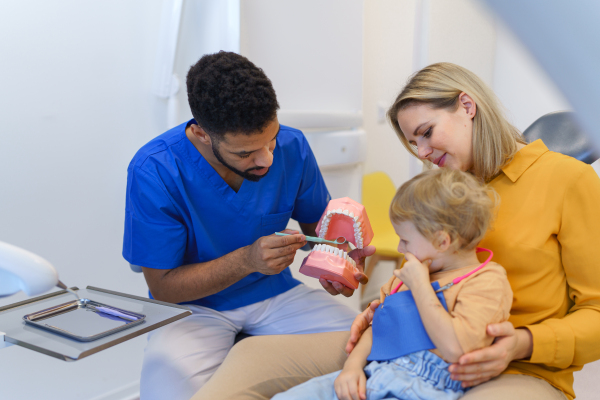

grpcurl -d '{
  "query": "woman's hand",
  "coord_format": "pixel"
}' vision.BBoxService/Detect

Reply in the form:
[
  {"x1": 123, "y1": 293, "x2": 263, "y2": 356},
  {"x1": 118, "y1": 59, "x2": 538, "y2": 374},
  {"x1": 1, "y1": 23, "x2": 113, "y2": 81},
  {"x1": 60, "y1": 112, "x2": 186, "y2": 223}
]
[
  {"x1": 448, "y1": 322, "x2": 533, "y2": 387},
  {"x1": 346, "y1": 300, "x2": 379, "y2": 354},
  {"x1": 394, "y1": 252, "x2": 431, "y2": 290},
  {"x1": 334, "y1": 366, "x2": 367, "y2": 400},
  {"x1": 320, "y1": 245, "x2": 375, "y2": 297}
]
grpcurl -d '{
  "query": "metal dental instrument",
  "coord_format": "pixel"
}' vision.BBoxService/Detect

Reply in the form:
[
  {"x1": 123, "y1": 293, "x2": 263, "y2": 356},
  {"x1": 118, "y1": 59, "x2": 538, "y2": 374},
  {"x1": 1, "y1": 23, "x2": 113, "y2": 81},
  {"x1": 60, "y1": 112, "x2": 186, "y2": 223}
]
[
  {"x1": 56, "y1": 279, "x2": 80, "y2": 300},
  {"x1": 275, "y1": 232, "x2": 347, "y2": 245}
]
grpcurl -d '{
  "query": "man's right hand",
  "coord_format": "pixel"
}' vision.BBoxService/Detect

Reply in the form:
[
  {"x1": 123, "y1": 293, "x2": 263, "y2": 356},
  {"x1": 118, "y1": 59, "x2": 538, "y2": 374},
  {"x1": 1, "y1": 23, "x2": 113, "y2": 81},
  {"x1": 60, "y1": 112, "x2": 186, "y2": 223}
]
[
  {"x1": 345, "y1": 300, "x2": 380, "y2": 354},
  {"x1": 246, "y1": 229, "x2": 307, "y2": 275}
]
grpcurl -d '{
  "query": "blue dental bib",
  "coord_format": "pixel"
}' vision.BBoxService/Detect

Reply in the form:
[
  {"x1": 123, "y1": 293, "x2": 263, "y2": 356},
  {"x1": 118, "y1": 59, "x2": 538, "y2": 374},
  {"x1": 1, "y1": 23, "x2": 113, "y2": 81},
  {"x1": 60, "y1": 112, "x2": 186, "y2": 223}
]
[{"x1": 367, "y1": 281, "x2": 448, "y2": 362}]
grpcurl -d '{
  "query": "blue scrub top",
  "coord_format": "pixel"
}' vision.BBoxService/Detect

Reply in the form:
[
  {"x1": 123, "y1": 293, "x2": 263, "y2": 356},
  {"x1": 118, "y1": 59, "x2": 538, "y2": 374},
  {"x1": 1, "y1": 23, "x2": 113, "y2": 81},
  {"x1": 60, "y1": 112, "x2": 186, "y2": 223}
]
[{"x1": 123, "y1": 120, "x2": 330, "y2": 311}]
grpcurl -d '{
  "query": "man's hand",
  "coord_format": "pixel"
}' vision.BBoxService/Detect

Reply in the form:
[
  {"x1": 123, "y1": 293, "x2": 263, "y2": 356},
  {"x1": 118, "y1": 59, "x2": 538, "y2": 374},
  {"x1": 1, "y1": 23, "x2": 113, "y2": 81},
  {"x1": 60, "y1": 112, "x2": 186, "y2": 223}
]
[
  {"x1": 393, "y1": 252, "x2": 431, "y2": 290},
  {"x1": 320, "y1": 245, "x2": 375, "y2": 297},
  {"x1": 346, "y1": 300, "x2": 379, "y2": 354},
  {"x1": 334, "y1": 365, "x2": 367, "y2": 400},
  {"x1": 246, "y1": 229, "x2": 307, "y2": 275}
]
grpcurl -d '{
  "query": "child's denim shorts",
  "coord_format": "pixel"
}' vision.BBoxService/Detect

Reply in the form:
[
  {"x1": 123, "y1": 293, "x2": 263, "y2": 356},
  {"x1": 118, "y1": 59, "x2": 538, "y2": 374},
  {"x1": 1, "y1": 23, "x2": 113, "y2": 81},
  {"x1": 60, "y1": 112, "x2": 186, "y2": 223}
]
[{"x1": 272, "y1": 350, "x2": 465, "y2": 400}]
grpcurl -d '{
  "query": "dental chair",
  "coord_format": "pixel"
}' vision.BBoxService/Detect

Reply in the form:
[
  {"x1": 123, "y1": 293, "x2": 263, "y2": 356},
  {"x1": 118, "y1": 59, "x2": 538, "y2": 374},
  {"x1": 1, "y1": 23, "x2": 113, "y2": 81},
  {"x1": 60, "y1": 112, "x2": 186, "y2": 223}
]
[{"x1": 522, "y1": 111, "x2": 599, "y2": 163}]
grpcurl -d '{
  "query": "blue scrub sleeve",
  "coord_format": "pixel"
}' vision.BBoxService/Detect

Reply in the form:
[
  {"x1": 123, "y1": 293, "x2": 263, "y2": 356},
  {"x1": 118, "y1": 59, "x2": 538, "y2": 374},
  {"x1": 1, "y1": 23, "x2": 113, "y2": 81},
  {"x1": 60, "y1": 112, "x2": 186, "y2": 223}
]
[
  {"x1": 291, "y1": 136, "x2": 330, "y2": 224},
  {"x1": 123, "y1": 167, "x2": 187, "y2": 269}
]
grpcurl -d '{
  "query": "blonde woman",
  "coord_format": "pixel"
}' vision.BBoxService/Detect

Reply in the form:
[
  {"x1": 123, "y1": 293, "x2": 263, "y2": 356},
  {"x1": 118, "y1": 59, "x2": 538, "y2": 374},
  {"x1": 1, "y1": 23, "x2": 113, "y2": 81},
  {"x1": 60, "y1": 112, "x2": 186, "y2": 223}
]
[
  {"x1": 191, "y1": 63, "x2": 600, "y2": 400},
  {"x1": 345, "y1": 63, "x2": 600, "y2": 400}
]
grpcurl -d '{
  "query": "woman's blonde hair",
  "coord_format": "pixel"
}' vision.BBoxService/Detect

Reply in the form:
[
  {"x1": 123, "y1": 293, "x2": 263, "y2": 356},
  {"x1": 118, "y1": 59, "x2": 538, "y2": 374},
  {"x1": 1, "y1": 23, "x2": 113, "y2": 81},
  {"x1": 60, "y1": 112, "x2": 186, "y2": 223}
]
[
  {"x1": 388, "y1": 62, "x2": 526, "y2": 183},
  {"x1": 390, "y1": 168, "x2": 497, "y2": 251}
]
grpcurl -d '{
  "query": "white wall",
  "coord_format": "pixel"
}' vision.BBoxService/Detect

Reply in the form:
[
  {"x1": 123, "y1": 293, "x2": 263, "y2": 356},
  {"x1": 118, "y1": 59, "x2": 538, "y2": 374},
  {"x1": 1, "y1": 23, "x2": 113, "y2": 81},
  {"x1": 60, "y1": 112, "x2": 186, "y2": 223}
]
[
  {"x1": 492, "y1": 22, "x2": 572, "y2": 131},
  {"x1": 362, "y1": 0, "x2": 416, "y2": 189},
  {"x1": 0, "y1": 1, "x2": 169, "y2": 399},
  {"x1": 240, "y1": 0, "x2": 363, "y2": 129}
]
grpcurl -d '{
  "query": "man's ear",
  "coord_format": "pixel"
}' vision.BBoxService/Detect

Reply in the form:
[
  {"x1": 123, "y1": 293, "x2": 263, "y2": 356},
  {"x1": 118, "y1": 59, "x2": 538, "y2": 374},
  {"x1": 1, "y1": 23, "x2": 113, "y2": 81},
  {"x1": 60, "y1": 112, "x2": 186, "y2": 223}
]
[
  {"x1": 190, "y1": 124, "x2": 213, "y2": 146},
  {"x1": 458, "y1": 92, "x2": 476, "y2": 120},
  {"x1": 434, "y1": 231, "x2": 451, "y2": 252}
]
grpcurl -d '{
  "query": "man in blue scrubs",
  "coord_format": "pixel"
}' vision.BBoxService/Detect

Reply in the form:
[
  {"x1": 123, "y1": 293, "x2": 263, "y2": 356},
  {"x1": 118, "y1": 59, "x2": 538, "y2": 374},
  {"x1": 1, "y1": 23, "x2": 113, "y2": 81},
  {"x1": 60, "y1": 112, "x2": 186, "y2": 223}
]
[{"x1": 123, "y1": 52, "x2": 373, "y2": 400}]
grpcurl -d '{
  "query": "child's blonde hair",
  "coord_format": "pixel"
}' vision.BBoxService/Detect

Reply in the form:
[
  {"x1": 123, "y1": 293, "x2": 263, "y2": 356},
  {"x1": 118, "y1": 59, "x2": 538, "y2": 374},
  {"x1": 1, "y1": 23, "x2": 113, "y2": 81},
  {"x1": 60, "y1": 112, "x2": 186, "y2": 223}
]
[{"x1": 390, "y1": 168, "x2": 496, "y2": 251}]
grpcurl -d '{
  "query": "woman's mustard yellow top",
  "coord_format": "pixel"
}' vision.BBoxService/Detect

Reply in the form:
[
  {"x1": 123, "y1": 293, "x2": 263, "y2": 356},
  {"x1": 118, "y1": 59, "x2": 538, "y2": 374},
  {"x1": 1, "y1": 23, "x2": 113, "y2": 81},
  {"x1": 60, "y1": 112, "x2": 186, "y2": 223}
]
[{"x1": 479, "y1": 139, "x2": 600, "y2": 399}]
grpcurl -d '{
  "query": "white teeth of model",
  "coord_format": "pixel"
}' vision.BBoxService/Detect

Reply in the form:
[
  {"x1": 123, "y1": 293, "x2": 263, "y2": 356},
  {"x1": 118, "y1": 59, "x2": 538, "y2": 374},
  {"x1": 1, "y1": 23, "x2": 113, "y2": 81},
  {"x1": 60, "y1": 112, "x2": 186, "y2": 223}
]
[
  {"x1": 349, "y1": 212, "x2": 354, "y2": 218},
  {"x1": 356, "y1": 221, "x2": 361, "y2": 228},
  {"x1": 336, "y1": 208, "x2": 342, "y2": 214},
  {"x1": 334, "y1": 248, "x2": 339, "y2": 256},
  {"x1": 316, "y1": 244, "x2": 321, "y2": 251},
  {"x1": 343, "y1": 251, "x2": 347, "y2": 259},
  {"x1": 353, "y1": 216, "x2": 359, "y2": 222},
  {"x1": 343, "y1": 210, "x2": 349, "y2": 216},
  {"x1": 327, "y1": 210, "x2": 332, "y2": 216}
]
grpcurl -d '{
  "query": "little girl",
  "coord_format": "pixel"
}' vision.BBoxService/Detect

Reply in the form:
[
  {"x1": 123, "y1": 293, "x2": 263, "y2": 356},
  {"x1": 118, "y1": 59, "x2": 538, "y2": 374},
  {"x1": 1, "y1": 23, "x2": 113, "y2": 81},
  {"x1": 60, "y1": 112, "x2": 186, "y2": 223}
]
[{"x1": 273, "y1": 168, "x2": 513, "y2": 400}]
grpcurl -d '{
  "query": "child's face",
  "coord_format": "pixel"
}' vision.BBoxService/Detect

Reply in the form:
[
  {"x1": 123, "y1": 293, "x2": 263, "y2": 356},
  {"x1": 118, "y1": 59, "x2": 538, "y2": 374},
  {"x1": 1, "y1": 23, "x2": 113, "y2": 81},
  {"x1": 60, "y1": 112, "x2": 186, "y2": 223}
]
[{"x1": 393, "y1": 221, "x2": 445, "y2": 272}]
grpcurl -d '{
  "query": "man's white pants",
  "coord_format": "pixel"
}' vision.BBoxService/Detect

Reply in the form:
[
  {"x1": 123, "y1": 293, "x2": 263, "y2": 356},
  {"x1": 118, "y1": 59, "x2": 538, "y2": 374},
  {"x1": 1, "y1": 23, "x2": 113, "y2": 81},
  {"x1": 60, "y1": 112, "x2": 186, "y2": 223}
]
[{"x1": 139, "y1": 284, "x2": 359, "y2": 400}]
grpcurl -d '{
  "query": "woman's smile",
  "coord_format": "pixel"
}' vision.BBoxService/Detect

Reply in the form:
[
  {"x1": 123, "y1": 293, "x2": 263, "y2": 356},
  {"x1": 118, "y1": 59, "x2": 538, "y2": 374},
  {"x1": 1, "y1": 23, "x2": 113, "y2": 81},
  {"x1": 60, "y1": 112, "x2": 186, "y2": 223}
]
[
  {"x1": 433, "y1": 153, "x2": 447, "y2": 167},
  {"x1": 396, "y1": 95, "x2": 476, "y2": 173}
]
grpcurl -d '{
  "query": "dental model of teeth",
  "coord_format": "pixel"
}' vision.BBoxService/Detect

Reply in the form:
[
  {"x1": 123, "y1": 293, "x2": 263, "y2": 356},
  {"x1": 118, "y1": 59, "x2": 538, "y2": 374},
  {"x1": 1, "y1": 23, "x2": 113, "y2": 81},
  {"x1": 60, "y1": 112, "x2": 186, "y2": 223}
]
[
  {"x1": 319, "y1": 209, "x2": 366, "y2": 249},
  {"x1": 299, "y1": 197, "x2": 374, "y2": 290},
  {"x1": 311, "y1": 244, "x2": 357, "y2": 268}
]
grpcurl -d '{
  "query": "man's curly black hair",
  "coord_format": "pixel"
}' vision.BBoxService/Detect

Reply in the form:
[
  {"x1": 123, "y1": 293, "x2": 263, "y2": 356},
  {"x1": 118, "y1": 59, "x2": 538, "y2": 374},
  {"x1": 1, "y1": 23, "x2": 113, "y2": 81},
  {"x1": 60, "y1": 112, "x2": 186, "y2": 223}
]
[{"x1": 186, "y1": 51, "x2": 279, "y2": 138}]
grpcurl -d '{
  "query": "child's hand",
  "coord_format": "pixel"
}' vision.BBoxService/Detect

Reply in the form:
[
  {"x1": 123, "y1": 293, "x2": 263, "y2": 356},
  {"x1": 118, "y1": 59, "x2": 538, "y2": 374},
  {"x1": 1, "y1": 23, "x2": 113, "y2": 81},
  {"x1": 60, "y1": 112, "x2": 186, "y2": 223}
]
[
  {"x1": 334, "y1": 365, "x2": 367, "y2": 400},
  {"x1": 394, "y1": 252, "x2": 431, "y2": 290}
]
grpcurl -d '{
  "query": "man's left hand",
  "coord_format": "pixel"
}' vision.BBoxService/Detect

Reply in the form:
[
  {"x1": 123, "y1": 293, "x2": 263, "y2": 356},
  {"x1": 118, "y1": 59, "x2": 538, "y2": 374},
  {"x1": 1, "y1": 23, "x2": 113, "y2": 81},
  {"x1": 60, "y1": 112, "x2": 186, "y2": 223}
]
[{"x1": 320, "y1": 245, "x2": 375, "y2": 297}]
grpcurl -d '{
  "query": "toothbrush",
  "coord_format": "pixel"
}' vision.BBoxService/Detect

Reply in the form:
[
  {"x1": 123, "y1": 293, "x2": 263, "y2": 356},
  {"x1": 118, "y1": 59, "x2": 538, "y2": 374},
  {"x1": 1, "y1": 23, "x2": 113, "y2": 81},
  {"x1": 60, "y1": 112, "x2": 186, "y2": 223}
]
[{"x1": 275, "y1": 232, "x2": 347, "y2": 245}]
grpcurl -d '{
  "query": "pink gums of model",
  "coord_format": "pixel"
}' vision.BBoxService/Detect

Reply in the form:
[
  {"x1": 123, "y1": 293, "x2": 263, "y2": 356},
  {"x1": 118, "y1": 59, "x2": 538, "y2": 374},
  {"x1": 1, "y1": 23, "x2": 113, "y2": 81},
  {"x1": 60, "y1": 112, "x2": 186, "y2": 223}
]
[{"x1": 299, "y1": 197, "x2": 374, "y2": 289}]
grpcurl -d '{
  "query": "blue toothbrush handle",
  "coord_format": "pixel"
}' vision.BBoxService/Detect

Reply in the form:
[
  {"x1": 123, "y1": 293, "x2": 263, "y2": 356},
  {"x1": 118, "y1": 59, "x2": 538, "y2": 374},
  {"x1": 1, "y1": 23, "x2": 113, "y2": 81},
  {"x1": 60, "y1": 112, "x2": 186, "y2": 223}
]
[{"x1": 275, "y1": 232, "x2": 332, "y2": 244}]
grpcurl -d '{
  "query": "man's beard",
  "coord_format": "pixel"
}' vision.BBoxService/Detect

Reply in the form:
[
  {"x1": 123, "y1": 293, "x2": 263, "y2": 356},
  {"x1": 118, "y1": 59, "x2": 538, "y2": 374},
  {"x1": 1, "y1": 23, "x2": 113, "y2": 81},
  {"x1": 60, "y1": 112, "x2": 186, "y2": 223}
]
[{"x1": 211, "y1": 143, "x2": 270, "y2": 182}]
